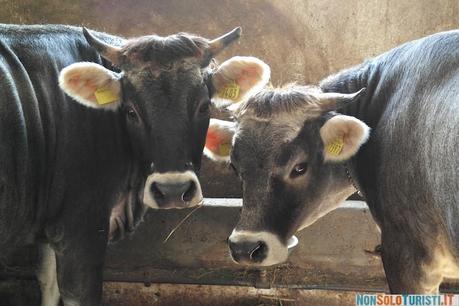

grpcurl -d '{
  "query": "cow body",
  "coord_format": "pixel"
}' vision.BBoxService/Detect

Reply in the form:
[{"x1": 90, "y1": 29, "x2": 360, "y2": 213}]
[
  {"x1": 207, "y1": 30, "x2": 458, "y2": 293},
  {"x1": 0, "y1": 24, "x2": 260, "y2": 305},
  {"x1": 0, "y1": 24, "x2": 130, "y2": 251},
  {"x1": 320, "y1": 30, "x2": 459, "y2": 292},
  {"x1": 0, "y1": 24, "x2": 156, "y2": 305}
]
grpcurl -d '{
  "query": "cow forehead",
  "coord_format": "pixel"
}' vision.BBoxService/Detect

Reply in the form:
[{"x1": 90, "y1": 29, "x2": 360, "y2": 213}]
[
  {"x1": 235, "y1": 85, "x2": 323, "y2": 121},
  {"x1": 233, "y1": 84, "x2": 328, "y2": 152},
  {"x1": 238, "y1": 118, "x2": 300, "y2": 141},
  {"x1": 234, "y1": 117, "x2": 322, "y2": 172},
  {"x1": 125, "y1": 63, "x2": 204, "y2": 89},
  {"x1": 236, "y1": 117, "x2": 307, "y2": 152},
  {"x1": 124, "y1": 68, "x2": 209, "y2": 112},
  {"x1": 119, "y1": 33, "x2": 209, "y2": 69},
  {"x1": 234, "y1": 120, "x2": 298, "y2": 167}
]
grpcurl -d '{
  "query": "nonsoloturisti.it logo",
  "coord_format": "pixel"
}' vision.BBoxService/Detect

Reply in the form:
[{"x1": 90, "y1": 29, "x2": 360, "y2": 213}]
[{"x1": 355, "y1": 294, "x2": 458, "y2": 306}]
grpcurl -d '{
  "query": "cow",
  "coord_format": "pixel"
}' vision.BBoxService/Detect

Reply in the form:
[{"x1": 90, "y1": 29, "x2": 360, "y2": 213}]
[
  {"x1": 205, "y1": 30, "x2": 459, "y2": 293},
  {"x1": 0, "y1": 24, "x2": 270, "y2": 305}
]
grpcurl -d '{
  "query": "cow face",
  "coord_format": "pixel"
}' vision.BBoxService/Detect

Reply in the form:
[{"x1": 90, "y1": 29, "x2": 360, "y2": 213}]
[
  {"x1": 206, "y1": 85, "x2": 370, "y2": 266},
  {"x1": 59, "y1": 28, "x2": 269, "y2": 210}
]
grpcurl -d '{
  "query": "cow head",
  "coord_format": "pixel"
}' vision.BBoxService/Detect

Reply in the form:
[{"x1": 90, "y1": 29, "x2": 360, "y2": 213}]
[
  {"x1": 59, "y1": 27, "x2": 269, "y2": 210},
  {"x1": 206, "y1": 84, "x2": 370, "y2": 266}
]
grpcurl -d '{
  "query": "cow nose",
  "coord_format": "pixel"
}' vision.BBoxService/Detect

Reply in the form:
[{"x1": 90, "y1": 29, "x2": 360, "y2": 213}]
[
  {"x1": 143, "y1": 171, "x2": 203, "y2": 209},
  {"x1": 150, "y1": 180, "x2": 196, "y2": 207},
  {"x1": 228, "y1": 239, "x2": 268, "y2": 264}
]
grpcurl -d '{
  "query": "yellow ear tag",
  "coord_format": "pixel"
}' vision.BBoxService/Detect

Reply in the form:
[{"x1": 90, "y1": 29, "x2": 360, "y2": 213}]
[
  {"x1": 94, "y1": 87, "x2": 119, "y2": 105},
  {"x1": 326, "y1": 138, "x2": 344, "y2": 156},
  {"x1": 219, "y1": 143, "x2": 231, "y2": 156},
  {"x1": 218, "y1": 81, "x2": 240, "y2": 101}
]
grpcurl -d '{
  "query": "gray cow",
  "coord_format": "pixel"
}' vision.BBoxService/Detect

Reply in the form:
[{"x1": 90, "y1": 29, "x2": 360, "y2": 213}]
[{"x1": 206, "y1": 30, "x2": 459, "y2": 293}]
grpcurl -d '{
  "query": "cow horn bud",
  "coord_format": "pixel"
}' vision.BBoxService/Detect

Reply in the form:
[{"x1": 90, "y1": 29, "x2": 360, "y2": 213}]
[
  {"x1": 83, "y1": 27, "x2": 122, "y2": 66},
  {"x1": 318, "y1": 88, "x2": 367, "y2": 112},
  {"x1": 209, "y1": 27, "x2": 242, "y2": 56}
]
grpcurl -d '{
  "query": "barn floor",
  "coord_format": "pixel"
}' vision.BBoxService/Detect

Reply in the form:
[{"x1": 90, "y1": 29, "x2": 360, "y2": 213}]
[
  {"x1": 0, "y1": 280, "x2": 363, "y2": 306},
  {"x1": 2, "y1": 279, "x2": 459, "y2": 306},
  {"x1": 1, "y1": 200, "x2": 457, "y2": 305},
  {"x1": 103, "y1": 282, "x2": 363, "y2": 306}
]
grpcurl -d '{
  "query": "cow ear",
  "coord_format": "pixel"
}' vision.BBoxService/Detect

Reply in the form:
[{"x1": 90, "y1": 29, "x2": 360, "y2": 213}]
[
  {"x1": 211, "y1": 56, "x2": 270, "y2": 110},
  {"x1": 59, "y1": 62, "x2": 121, "y2": 110},
  {"x1": 320, "y1": 115, "x2": 370, "y2": 162},
  {"x1": 204, "y1": 119, "x2": 236, "y2": 162}
]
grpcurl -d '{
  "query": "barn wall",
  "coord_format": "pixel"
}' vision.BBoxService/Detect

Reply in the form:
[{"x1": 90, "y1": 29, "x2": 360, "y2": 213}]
[
  {"x1": 1, "y1": 0, "x2": 458, "y2": 84},
  {"x1": 3, "y1": 0, "x2": 458, "y2": 197},
  {"x1": 1, "y1": 0, "x2": 458, "y2": 197}
]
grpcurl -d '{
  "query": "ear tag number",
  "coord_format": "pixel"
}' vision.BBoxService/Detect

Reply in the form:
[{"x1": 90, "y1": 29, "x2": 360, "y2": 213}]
[
  {"x1": 326, "y1": 138, "x2": 344, "y2": 156},
  {"x1": 94, "y1": 87, "x2": 119, "y2": 105},
  {"x1": 219, "y1": 143, "x2": 231, "y2": 156},
  {"x1": 218, "y1": 81, "x2": 240, "y2": 101}
]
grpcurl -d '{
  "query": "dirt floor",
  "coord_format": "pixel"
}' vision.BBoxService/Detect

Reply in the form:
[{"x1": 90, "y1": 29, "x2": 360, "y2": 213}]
[
  {"x1": 0, "y1": 279, "x2": 368, "y2": 306},
  {"x1": 103, "y1": 282, "x2": 363, "y2": 306}
]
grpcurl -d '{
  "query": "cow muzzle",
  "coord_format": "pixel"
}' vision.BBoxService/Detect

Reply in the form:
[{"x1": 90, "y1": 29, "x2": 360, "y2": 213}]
[
  {"x1": 227, "y1": 230, "x2": 298, "y2": 266},
  {"x1": 143, "y1": 171, "x2": 203, "y2": 209}
]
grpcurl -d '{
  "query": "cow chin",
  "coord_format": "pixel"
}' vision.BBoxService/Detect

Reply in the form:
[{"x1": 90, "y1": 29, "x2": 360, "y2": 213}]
[
  {"x1": 228, "y1": 230, "x2": 297, "y2": 266},
  {"x1": 142, "y1": 171, "x2": 203, "y2": 209}
]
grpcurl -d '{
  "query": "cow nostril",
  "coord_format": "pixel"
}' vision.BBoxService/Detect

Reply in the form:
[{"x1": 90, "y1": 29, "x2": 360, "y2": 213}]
[
  {"x1": 150, "y1": 182, "x2": 164, "y2": 200},
  {"x1": 250, "y1": 241, "x2": 267, "y2": 262},
  {"x1": 185, "y1": 161, "x2": 193, "y2": 170},
  {"x1": 228, "y1": 240, "x2": 268, "y2": 263},
  {"x1": 182, "y1": 181, "x2": 196, "y2": 202}
]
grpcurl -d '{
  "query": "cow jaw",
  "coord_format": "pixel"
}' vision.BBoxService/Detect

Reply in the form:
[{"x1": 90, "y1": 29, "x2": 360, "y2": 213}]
[
  {"x1": 296, "y1": 186, "x2": 355, "y2": 232},
  {"x1": 143, "y1": 171, "x2": 203, "y2": 209}
]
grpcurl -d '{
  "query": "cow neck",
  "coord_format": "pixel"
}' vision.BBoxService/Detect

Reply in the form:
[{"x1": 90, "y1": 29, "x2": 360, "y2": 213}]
[
  {"x1": 320, "y1": 57, "x2": 391, "y2": 201},
  {"x1": 117, "y1": 112, "x2": 141, "y2": 192},
  {"x1": 320, "y1": 58, "x2": 388, "y2": 126}
]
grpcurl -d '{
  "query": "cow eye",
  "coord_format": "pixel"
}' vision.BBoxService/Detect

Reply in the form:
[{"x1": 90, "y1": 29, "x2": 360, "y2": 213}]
[
  {"x1": 290, "y1": 162, "x2": 308, "y2": 178},
  {"x1": 125, "y1": 106, "x2": 138, "y2": 121},
  {"x1": 198, "y1": 100, "x2": 210, "y2": 114}
]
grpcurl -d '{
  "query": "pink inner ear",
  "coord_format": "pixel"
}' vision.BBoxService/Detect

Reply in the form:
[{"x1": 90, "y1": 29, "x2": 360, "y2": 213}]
[
  {"x1": 205, "y1": 129, "x2": 221, "y2": 153},
  {"x1": 68, "y1": 76, "x2": 80, "y2": 86},
  {"x1": 85, "y1": 80, "x2": 97, "y2": 92},
  {"x1": 236, "y1": 66, "x2": 260, "y2": 90},
  {"x1": 68, "y1": 75, "x2": 97, "y2": 93}
]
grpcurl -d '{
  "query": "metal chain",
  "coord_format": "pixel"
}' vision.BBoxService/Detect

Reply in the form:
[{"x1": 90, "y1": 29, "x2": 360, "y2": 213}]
[{"x1": 344, "y1": 164, "x2": 363, "y2": 197}]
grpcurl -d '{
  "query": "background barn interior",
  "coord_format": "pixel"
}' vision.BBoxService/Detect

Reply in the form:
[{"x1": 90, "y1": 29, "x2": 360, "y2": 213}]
[{"x1": 0, "y1": 0, "x2": 458, "y2": 305}]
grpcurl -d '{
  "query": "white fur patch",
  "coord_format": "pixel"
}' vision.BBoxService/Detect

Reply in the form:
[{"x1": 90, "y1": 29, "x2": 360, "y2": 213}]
[
  {"x1": 228, "y1": 230, "x2": 295, "y2": 266},
  {"x1": 37, "y1": 244, "x2": 60, "y2": 306},
  {"x1": 59, "y1": 62, "x2": 122, "y2": 111},
  {"x1": 320, "y1": 115, "x2": 370, "y2": 162},
  {"x1": 203, "y1": 148, "x2": 229, "y2": 162},
  {"x1": 416, "y1": 244, "x2": 459, "y2": 293},
  {"x1": 143, "y1": 171, "x2": 203, "y2": 209},
  {"x1": 203, "y1": 147, "x2": 231, "y2": 162},
  {"x1": 429, "y1": 245, "x2": 459, "y2": 280}
]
